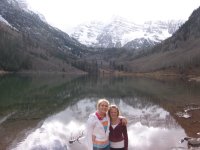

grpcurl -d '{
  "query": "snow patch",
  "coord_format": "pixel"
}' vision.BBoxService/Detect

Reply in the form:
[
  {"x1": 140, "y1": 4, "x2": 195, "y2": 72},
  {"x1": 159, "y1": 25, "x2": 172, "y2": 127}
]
[
  {"x1": 0, "y1": 15, "x2": 13, "y2": 27},
  {"x1": 0, "y1": 15, "x2": 18, "y2": 31}
]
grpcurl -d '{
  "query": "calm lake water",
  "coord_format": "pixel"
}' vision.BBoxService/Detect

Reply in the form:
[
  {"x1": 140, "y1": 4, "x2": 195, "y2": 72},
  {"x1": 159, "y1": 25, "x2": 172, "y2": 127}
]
[{"x1": 0, "y1": 74, "x2": 200, "y2": 150}]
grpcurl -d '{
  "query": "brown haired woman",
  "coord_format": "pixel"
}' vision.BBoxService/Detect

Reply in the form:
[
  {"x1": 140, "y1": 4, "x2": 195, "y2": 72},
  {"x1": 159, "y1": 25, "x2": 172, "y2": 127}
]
[{"x1": 108, "y1": 105, "x2": 128, "y2": 150}]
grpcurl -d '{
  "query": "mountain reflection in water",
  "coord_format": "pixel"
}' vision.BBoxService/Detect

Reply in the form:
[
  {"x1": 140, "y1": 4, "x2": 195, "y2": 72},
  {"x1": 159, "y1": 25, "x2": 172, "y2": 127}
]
[{"x1": 12, "y1": 98, "x2": 187, "y2": 150}]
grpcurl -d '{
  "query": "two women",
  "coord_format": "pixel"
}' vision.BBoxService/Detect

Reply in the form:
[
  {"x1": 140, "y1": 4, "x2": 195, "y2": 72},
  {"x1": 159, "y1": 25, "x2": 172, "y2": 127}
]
[{"x1": 85, "y1": 99, "x2": 128, "y2": 150}]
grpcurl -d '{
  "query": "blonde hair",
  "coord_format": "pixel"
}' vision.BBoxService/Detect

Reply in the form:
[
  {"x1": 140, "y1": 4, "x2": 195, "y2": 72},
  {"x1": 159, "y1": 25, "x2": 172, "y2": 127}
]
[
  {"x1": 108, "y1": 104, "x2": 120, "y2": 118},
  {"x1": 96, "y1": 98, "x2": 110, "y2": 109}
]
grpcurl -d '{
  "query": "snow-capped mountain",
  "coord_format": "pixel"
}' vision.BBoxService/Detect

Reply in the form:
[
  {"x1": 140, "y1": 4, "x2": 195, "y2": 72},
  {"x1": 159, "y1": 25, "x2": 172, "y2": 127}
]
[{"x1": 70, "y1": 16, "x2": 184, "y2": 49}]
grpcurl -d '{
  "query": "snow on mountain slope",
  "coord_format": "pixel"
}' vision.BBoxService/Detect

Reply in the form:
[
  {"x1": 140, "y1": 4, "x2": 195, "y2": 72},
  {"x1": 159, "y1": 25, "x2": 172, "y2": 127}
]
[
  {"x1": 70, "y1": 16, "x2": 184, "y2": 49},
  {"x1": 0, "y1": 15, "x2": 12, "y2": 26},
  {"x1": 0, "y1": 15, "x2": 18, "y2": 31},
  {"x1": 70, "y1": 21, "x2": 105, "y2": 46}
]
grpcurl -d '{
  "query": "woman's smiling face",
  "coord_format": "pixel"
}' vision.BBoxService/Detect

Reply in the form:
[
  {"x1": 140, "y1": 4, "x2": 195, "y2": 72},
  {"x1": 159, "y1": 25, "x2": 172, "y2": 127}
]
[
  {"x1": 98, "y1": 101, "x2": 109, "y2": 115},
  {"x1": 109, "y1": 107, "x2": 118, "y2": 120}
]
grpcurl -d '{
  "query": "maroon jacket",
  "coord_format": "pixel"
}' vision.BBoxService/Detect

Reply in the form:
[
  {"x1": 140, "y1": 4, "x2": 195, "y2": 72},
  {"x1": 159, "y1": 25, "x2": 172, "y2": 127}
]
[{"x1": 109, "y1": 121, "x2": 128, "y2": 150}]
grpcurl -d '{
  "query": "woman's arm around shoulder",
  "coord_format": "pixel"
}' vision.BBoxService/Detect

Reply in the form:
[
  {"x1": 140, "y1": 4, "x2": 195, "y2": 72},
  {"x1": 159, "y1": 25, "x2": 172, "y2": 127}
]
[{"x1": 119, "y1": 116, "x2": 128, "y2": 125}]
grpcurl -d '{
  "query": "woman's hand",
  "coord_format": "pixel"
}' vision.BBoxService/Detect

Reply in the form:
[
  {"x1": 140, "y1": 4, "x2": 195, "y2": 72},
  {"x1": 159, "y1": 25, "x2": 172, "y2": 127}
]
[
  {"x1": 92, "y1": 135, "x2": 96, "y2": 142},
  {"x1": 119, "y1": 116, "x2": 128, "y2": 125}
]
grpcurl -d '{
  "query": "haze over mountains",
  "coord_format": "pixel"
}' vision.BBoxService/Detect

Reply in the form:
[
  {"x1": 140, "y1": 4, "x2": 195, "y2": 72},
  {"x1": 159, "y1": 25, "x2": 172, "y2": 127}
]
[
  {"x1": 70, "y1": 17, "x2": 184, "y2": 50},
  {"x1": 0, "y1": 0, "x2": 200, "y2": 78}
]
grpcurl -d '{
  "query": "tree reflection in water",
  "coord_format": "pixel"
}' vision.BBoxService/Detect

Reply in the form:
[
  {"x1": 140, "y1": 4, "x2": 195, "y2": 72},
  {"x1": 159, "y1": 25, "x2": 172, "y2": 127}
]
[{"x1": 12, "y1": 98, "x2": 188, "y2": 150}]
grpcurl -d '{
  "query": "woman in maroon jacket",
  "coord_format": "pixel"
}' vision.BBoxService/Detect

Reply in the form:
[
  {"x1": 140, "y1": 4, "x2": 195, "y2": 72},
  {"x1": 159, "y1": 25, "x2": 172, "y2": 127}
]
[{"x1": 108, "y1": 105, "x2": 128, "y2": 150}]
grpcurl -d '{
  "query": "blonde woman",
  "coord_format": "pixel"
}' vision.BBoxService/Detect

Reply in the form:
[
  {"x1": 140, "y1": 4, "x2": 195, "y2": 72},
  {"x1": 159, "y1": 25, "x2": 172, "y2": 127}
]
[
  {"x1": 86, "y1": 99, "x2": 110, "y2": 150},
  {"x1": 108, "y1": 105, "x2": 128, "y2": 150}
]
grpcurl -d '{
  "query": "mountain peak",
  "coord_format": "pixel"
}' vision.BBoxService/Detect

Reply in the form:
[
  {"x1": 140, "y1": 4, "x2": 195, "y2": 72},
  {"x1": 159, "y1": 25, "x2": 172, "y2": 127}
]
[{"x1": 70, "y1": 18, "x2": 184, "y2": 50}]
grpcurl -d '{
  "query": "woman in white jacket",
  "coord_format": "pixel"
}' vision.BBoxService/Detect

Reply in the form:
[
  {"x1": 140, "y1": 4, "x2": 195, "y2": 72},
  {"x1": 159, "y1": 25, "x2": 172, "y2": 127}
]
[{"x1": 86, "y1": 99, "x2": 110, "y2": 150}]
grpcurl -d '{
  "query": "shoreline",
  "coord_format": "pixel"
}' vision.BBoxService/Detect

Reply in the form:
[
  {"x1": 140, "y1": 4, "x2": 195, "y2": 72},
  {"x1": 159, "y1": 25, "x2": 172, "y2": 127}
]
[
  {"x1": 99, "y1": 69, "x2": 200, "y2": 82},
  {"x1": 0, "y1": 70, "x2": 11, "y2": 75},
  {"x1": 1, "y1": 69, "x2": 200, "y2": 82},
  {"x1": 0, "y1": 70, "x2": 87, "y2": 76}
]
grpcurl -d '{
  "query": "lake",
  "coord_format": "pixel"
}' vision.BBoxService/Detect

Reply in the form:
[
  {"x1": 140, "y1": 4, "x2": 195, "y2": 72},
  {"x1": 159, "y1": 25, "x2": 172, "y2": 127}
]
[{"x1": 0, "y1": 74, "x2": 200, "y2": 150}]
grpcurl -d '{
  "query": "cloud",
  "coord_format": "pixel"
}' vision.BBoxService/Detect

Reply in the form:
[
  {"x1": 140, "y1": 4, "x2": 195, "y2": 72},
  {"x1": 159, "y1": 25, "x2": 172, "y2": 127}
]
[{"x1": 26, "y1": 0, "x2": 200, "y2": 32}]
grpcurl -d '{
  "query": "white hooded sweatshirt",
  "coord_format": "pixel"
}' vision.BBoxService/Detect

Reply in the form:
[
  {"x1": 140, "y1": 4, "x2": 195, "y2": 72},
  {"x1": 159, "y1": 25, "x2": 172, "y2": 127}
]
[{"x1": 85, "y1": 112, "x2": 110, "y2": 150}]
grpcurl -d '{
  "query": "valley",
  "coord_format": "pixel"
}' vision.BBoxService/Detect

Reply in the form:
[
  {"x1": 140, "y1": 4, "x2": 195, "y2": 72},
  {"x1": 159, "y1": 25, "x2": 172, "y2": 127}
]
[{"x1": 0, "y1": 0, "x2": 200, "y2": 81}]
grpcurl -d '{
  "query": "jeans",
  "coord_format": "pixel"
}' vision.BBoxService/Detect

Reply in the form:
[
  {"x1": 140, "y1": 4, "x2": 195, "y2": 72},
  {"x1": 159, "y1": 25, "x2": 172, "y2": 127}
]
[{"x1": 93, "y1": 145, "x2": 110, "y2": 150}]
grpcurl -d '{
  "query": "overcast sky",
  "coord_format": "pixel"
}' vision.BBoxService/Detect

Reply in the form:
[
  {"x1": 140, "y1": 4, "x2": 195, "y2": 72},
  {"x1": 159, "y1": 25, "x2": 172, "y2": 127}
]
[{"x1": 26, "y1": 0, "x2": 200, "y2": 32}]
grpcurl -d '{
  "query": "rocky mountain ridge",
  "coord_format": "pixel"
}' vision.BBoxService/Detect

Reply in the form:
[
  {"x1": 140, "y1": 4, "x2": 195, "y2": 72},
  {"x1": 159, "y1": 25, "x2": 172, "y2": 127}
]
[{"x1": 70, "y1": 17, "x2": 184, "y2": 50}]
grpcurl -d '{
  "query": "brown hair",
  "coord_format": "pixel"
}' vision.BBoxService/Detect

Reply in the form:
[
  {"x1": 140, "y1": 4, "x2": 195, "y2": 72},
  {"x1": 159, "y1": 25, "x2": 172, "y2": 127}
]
[{"x1": 108, "y1": 104, "x2": 120, "y2": 118}]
